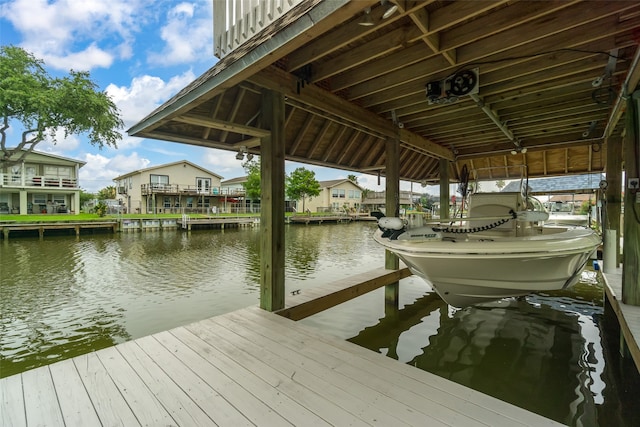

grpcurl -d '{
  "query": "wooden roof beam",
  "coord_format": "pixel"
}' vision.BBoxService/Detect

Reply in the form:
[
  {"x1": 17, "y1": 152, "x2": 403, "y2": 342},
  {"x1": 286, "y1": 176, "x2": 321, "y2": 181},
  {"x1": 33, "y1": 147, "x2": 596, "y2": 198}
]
[
  {"x1": 250, "y1": 66, "x2": 454, "y2": 160},
  {"x1": 173, "y1": 114, "x2": 270, "y2": 138}
]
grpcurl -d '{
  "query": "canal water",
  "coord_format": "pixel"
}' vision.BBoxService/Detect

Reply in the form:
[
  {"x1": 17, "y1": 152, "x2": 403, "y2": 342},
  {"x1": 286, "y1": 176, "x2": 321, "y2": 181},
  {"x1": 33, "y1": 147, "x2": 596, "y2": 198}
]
[{"x1": 1, "y1": 222, "x2": 638, "y2": 425}]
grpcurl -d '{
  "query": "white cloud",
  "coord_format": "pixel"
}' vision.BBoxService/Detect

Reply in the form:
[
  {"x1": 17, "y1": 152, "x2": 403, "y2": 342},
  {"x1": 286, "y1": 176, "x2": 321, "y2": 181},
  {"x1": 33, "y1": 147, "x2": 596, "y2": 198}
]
[
  {"x1": 202, "y1": 149, "x2": 245, "y2": 180},
  {"x1": 38, "y1": 128, "x2": 81, "y2": 154},
  {"x1": 0, "y1": 0, "x2": 143, "y2": 71},
  {"x1": 147, "y1": 1, "x2": 213, "y2": 66},
  {"x1": 106, "y1": 71, "x2": 196, "y2": 130},
  {"x1": 79, "y1": 152, "x2": 150, "y2": 192}
]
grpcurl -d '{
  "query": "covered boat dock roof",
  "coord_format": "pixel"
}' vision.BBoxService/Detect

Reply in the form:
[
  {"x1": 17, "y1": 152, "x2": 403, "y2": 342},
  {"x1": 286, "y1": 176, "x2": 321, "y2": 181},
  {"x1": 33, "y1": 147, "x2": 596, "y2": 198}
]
[{"x1": 129, "y1": 0, "x2": 640, "y2": 184}]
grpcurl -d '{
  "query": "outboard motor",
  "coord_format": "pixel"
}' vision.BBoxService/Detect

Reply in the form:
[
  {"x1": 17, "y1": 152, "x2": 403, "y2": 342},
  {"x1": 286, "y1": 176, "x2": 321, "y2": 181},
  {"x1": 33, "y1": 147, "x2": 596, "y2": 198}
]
[{"x1": 371, "y1": 212, "x2": 406, "y2": 240}]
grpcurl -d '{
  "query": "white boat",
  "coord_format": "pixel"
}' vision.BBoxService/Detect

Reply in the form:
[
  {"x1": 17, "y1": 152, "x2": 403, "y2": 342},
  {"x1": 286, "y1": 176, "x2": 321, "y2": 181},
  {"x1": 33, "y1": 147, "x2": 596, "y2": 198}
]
[{"x1": 373, "y1": 172, "x2": 600, "y2": 307}]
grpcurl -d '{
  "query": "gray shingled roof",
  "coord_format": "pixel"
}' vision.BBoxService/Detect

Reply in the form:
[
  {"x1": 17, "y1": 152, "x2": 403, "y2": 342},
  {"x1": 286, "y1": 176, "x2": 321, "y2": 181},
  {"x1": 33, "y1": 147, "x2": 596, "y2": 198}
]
[{"x1": 502, "y1": 173, "x2": 604, "y2": 194}]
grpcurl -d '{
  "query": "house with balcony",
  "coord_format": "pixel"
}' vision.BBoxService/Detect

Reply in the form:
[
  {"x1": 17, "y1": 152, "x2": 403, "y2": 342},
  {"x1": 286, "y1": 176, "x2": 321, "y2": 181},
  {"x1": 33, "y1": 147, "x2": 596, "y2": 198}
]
[
  {"x1": 113, "y1": 160, "x2": 246, "y2": 214},
  {"x1": 0, "y1": 149, "x2": 84, "y2": 215},
  {"x1": 299, "y1": 179, "x2": 363, "y2": 213}
]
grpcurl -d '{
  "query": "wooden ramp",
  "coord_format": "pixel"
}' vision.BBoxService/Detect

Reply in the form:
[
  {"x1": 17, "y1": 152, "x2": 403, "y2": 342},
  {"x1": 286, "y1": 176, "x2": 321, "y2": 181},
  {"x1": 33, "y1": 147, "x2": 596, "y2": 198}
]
[{"x1": 1, "y1": 306, "x2": 561, "y2": 426}]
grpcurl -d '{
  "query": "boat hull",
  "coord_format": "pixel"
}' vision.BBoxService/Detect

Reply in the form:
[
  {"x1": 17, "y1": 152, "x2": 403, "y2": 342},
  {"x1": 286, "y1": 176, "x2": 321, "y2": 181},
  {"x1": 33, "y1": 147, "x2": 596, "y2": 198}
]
[{"x1": 374, "y1": 227, "x2": 600, "y2": 307}]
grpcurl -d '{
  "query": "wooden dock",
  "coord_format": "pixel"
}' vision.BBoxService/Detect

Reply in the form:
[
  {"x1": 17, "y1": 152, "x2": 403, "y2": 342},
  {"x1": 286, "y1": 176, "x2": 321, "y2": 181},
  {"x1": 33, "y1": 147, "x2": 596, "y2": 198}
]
[
  {"x1": 288, "y1": 215, "x2": 352, "y2": 225},
  {"x1": 277, "y1": 267, "x2": 412, "y2": 320},
  {"x1": 0, "y1": 305, "x2": 560, "y2": 426},
  {"x1": 602, "y1": 265, "x2": 640, "y2": 373},
  {"x1": 0, "y1": 221, "x2": 117, "y2": 239},
  {"x1": 177, "y1": 216, "x2": 258, "y2": 230}
]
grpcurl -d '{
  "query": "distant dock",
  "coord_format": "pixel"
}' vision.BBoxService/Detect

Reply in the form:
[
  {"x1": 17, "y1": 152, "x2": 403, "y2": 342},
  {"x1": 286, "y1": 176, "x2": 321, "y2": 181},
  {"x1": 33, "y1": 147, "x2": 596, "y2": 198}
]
[
  {"x1": 0, "y1": 221, "x2": 118, "y2": 239},
  {"x1": 288, "y1": 214, "x2": 352, "y2": 224},
  {"x1": 177, "y1": 215, "x2": 258, "y2": 230}
]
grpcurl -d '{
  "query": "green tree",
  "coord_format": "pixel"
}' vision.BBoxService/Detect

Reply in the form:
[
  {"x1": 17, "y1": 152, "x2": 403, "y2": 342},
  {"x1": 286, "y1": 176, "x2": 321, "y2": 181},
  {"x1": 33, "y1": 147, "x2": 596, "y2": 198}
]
[
  {"x1": 496, "y1": 179, "x2": 506, "y2": 191},
  {"x1": 347, "y1": 174, "x2": 358, "y2": 185},
  {"x1": 286, "y1": 167, "x2": 321, "y2": 213},
  {"x1": 242, "y1": 157, "x2": 261, "y2": 200},
  {"x1": 0, "y1": 45, "x2": 123, "y2": 167},
  {"x1": 79, "y1": 189, "x2": 95, "y2": 207},
  {"x1": 97, "y1": 186, "x2": 116, "y2": 200}
]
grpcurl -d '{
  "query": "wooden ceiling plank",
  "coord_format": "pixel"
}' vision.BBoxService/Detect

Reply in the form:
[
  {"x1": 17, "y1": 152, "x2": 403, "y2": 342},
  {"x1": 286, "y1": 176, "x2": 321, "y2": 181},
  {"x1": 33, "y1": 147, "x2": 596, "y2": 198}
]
[
  {"x1": 307, "y1": 119, "x2": 333, "y2": 158},
  {"x1": 367, "y1": 36, "x2": 634, "y2": 116},
  {"x1": 440, "y1": 1, "x2": 580, "y2": 53},
  {"x1": 220, "y1": 87, "x2": 247, "y2": 143},
  {"x1": 336, "y1": 130, "x2": 362, "y2": 165},
  {"x1": 331, "y1": 3, "x2": 512, "y2": 94},
  {"x1": 361, "y1": 137, "x2": 384, "y2": 167},
  {"x1": 346, "y1": 54, "x2": 453, "y2": 100},
  {"x1": 349, "y1": 8, "x2": 638, "y2": 107},
  {"x1": 289, "y1": 112, "x2": 315, "y2": 156},
  {"x1": 174, "y1": 114, "x2": 270, "y2": 137},
  {"x1": 313, "y1": 26, "x2": 422, "y2": 82},
  {"x1": 201, "y1": 94, "x2": 225, "y2": 139},
  {"x1": 400, "y1": 153, "x2": 419, "y2": 180},
  {"x1": 405, "y1": 151, "x2": 428, "y2": 179},
  {"x1": 349, "y1": 134, "x2": 374, "y2": 168},
  {"x1": 286, "y1": 0, "x2": 391, "y2": 71},
  {"x1": 250, "y1": 66, "x2": 454, "y2": 160},
  {"x1": 322, "y1": 125, "x2": 349, "y2": 163},
  {"x1": 142, "y1": 131, "x2": 259, "y2": 151},
  {"x1": 330, "y1": 44, "x2": 436, "y2": 92},
  {"x1": 456, "y1": 6, "x2": 640, "y2": 67}
]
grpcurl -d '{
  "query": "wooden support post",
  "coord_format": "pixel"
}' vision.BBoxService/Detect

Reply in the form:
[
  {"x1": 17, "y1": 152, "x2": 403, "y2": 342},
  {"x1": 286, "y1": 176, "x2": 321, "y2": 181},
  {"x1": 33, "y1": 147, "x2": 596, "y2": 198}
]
[
  {"x1": 260, "y1": 89, "x2": 286, "y2": 312},
  {"x1": 605, "y1": 135, "x2": 622, "y2": 266},
  {"x1": 622, "y1": 91, "x2": 640, "y2": 305},
  {"x1": 439, "y1": 158, "x2": 450, "y2": 220},
  {"x1": 385, "y1": 137, "x2": 400, "y2": 311}
]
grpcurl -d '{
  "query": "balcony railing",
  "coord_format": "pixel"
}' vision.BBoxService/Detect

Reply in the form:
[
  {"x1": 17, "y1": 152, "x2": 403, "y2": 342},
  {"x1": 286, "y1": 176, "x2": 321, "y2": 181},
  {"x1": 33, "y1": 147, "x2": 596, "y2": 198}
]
[
  {"x1": 141, "y1": 183, "x2": 246, "y2": 197},
  {"x1": 213, "y1": 0, "x2": 304, "y2": 58},
  {"x1": 0, "y1": 174, "x2": 78, "y2": 189}
]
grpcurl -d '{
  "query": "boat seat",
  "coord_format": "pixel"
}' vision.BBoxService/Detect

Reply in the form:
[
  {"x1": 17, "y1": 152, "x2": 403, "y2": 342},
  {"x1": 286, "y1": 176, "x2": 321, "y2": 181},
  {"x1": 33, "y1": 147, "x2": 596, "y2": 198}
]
[{"x1": 467, "y1": 192, "x2": 525, "y2": 235}]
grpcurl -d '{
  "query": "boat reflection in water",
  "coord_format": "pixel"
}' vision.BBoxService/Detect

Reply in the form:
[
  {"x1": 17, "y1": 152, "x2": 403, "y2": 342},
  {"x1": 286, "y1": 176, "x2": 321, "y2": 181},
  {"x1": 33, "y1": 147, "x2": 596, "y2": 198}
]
[{"x1": 344, "y1": 272, "x2": 636, "y2": 426}]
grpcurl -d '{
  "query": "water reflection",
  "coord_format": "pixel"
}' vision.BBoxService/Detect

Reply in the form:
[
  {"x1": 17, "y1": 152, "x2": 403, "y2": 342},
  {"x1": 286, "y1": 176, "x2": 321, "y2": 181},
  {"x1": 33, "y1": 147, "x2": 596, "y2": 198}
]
[
  {"x1": 0, "y1": 223, "x2": 384, "y2": 378},
  {"x1": 340, "y1": 275, "x2": 639, "y2": 426}
]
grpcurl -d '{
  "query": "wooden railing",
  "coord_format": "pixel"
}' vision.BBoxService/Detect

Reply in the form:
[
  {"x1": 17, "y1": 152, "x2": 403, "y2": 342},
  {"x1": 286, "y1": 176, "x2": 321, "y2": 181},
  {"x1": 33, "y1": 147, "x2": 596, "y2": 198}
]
[
  {"x1": 0, "y1": 174, "x2": 78, "y2": 189},
  {"x1": 213, "y1": 0, "x2": 304, "y2": 58},
  {"x1": 141, "y1": 183, "x2": 246, "y2": 197}
]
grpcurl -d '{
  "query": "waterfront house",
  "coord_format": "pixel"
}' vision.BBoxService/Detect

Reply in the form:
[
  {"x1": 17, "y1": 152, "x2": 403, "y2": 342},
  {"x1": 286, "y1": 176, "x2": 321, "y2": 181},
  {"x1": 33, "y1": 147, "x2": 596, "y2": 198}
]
[
  {"x1": 0, "y1": 149, "x2": 84, "y2": 215},
  {"x1": 298, "y1": 179, "x2": 363, "y2": 213},
  {"x1": 362, "y1": 190, "x2": 421, "y2": 213},
  {"x1": 114, "y1": 160, "x2": 243, "y2": 214}
]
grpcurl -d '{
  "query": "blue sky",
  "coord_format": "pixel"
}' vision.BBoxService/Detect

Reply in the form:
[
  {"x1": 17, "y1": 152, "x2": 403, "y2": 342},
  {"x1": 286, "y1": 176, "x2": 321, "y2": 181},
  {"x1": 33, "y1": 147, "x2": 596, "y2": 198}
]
[{"x1": 0, "y1": 0, "x2": 434, "y2": 194}]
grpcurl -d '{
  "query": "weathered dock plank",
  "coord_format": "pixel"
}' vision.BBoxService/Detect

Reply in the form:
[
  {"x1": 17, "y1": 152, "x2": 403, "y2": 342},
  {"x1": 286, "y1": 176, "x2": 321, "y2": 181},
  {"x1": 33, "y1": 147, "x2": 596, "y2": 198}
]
[
  {"x1": 0, "y1": 374, "x2": 26, "y2": 427},
  {"x1": 278, "y1": 267, "x2": 412, "y2": 320},
  {"x1": 211, "y1": 313, "x2": 450, "y2": 427},
  {"x1": 1, "y1": 306, "x2": 562, "y2": 427},
  {"x1": 168, "y1": 326, "x2": 329, "y2": 426},
  {"x1": 49, "y1": 359, "x2": 102, "y2": 426},
  {"x1": 21, "y1": 367, "x2": 64, "y2": 426},
  {"x1": 244, "y1": 306, "x2": 544, "y2": 427},
  {"x1": 135, "y1": 335, "x2": 254, "y2": 426},
  {"x1": 96, "y1": 346, "x2": 177, "y2": 426},
  {"x1": 72, "y1": 352, "x2": 140, "y2": 426}
]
